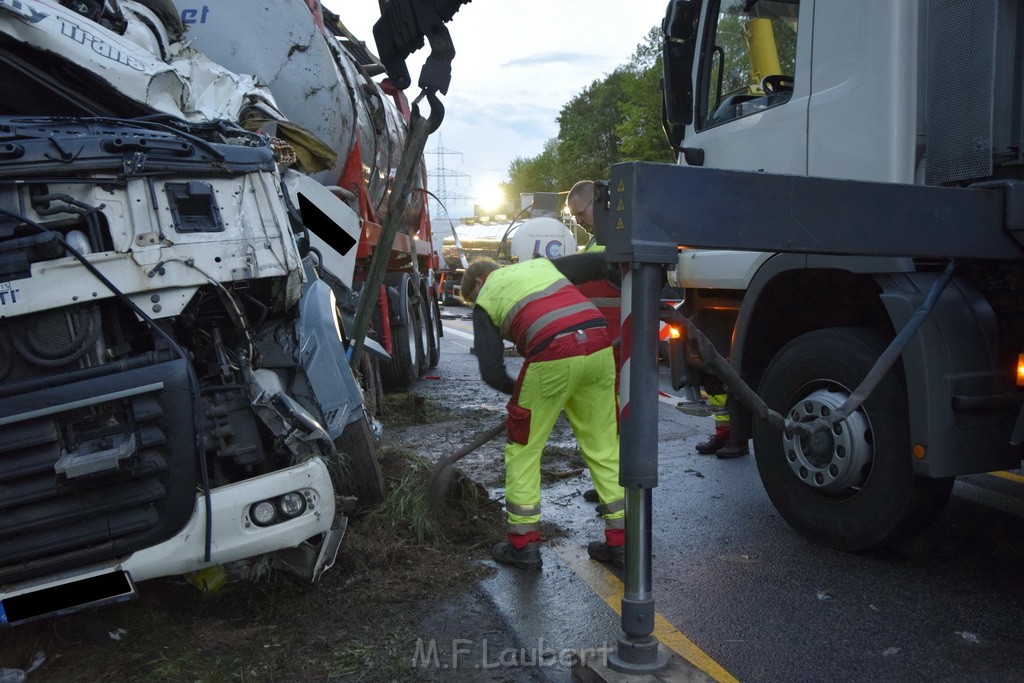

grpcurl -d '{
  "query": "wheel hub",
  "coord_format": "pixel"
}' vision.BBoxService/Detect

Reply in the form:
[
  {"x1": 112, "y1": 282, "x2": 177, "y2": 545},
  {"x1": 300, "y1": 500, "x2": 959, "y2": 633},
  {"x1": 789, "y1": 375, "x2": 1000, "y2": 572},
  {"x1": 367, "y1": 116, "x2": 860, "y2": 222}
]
[{"x1": 782, "y1": 388, "x2": 872, "y2": 492}]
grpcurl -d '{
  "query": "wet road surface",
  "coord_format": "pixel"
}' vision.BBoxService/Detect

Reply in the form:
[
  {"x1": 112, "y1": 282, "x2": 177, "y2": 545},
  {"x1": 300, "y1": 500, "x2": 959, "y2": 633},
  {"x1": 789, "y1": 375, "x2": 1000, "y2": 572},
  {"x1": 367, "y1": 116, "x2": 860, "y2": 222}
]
[{"x1": 417, "y1": 311, "x2": 1024, "y2": 682}]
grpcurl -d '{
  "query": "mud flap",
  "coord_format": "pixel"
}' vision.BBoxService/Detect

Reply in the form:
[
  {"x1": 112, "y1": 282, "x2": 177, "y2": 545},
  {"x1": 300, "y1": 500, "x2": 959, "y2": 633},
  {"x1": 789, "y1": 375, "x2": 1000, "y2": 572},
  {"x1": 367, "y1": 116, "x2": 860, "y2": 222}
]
[{"x1": 271, "y1": 515, "x2": 348, "y2": 582}]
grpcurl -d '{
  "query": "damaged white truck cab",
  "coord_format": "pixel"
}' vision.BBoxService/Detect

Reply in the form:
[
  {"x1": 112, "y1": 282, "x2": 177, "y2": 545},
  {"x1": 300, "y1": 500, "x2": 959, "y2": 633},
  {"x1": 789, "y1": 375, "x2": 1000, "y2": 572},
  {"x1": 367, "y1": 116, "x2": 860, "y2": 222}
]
[{"x1": 0, "y1": 0, "x2": 390, "y2": 624}]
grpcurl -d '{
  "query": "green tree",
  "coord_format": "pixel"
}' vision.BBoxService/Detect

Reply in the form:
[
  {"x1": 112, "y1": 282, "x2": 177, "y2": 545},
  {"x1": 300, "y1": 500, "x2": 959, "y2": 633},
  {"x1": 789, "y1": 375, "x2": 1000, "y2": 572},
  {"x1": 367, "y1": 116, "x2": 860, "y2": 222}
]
[
  {"x1": 554, "y1": 69, "x2": 629, "y2": 187},
  {"x1": 617, "y1": 27, "x2": 675, "y2": 163},
  {"x1": 502, "y1": 138, "x2": 559, "y2": 199}
]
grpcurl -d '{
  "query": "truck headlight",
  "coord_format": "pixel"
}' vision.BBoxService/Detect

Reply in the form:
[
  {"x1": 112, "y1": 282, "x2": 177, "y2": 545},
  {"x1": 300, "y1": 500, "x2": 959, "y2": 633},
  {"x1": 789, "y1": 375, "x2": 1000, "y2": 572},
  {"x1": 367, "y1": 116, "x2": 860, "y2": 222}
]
[
  {"x1": 250, "y1": 500, "x2": 277, "y2": 526},
  {"x1": 278, "y1": 492, "x2": 307, "y2": 518}
]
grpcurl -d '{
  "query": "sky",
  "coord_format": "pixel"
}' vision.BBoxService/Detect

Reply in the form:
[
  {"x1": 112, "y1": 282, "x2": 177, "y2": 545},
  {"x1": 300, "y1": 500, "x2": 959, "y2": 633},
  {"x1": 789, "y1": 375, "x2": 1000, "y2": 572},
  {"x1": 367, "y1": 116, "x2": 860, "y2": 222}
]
[{"x1": 321, "y1": 0, "x2": 669, "y2": 224}]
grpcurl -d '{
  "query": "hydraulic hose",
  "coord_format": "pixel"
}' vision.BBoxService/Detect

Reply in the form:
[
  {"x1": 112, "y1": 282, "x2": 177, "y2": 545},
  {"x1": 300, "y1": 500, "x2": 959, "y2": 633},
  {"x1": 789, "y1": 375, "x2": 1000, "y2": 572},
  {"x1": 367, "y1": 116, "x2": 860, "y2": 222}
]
[
  {"x1": 11, "y1": 306, "x2": 101, "y2": 366},
  {"x1": 672, "y1": 260, "x2": 957, "y2": 438}
]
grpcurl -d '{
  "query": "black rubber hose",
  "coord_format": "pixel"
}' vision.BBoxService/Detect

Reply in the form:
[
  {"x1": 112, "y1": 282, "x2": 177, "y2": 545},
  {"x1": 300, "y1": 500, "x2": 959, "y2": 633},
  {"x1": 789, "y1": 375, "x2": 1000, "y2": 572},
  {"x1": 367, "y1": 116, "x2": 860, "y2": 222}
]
[
  {"x1": 0, "y1": 327, "x2": 13, "y2": 380},
  {"x1": 671, "y1": 260, "x2": 957, "y2": 438},
  {"x1": 13, "y1": 306, "x2": 100, "y2": 362}
]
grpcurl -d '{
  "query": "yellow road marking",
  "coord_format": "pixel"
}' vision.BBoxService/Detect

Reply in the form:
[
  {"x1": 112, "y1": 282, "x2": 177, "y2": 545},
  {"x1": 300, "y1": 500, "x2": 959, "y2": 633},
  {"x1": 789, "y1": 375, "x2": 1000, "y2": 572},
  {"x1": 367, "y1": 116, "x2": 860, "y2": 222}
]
[
  {"x1": 988, "y1": 471, "x2": 1024, "y2": 485},
  {"x1": 550, "y1": 542, "x2": 740, "y2": 683}
]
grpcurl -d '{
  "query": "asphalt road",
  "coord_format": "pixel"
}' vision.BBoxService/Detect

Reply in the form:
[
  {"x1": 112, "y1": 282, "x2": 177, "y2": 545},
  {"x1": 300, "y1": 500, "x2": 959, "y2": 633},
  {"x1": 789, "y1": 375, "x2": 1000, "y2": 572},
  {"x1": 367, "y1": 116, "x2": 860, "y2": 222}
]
[{"x1": 433, "y1": 310, "x2": 1024, "y2": 682}]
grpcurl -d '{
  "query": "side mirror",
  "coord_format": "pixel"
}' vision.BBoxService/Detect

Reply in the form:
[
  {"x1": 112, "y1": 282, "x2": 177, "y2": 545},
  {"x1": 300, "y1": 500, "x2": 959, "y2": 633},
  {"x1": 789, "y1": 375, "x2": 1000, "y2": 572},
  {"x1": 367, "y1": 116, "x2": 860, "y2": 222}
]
[
  {"x1": 663, "y1": 0, "x2": 700, "y2": 40},
  {"x1": 661, "y1": 0, "x2": 700, "y2": 150}
]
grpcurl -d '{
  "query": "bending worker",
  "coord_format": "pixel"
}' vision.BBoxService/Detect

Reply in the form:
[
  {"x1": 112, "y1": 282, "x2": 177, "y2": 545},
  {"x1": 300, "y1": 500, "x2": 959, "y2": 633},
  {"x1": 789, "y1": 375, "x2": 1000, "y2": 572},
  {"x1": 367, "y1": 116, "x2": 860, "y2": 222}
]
[{"x1": 461, "y1": 254, "x2": 625, "y2": 571}]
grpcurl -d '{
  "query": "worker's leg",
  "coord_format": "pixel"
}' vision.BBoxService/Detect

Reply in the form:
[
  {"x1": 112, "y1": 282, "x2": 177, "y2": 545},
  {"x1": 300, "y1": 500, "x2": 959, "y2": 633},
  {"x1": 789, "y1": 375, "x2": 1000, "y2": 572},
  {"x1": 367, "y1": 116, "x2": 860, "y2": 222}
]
[
  {"x1": 710, "y1": 392, "x2": 730, "y2": 433},
  {"x1": 695, "y1": 391, "x2": 731, "y2": 454},
  {"x1": 714, "y1": 394, "x2": 750, "y2": 459},
  {"x1": 503, "y1": 357, "x2": 572, "y2": 547},
  {"x1": 563, "y1": 347, "x2": 625, "y2": 549}
]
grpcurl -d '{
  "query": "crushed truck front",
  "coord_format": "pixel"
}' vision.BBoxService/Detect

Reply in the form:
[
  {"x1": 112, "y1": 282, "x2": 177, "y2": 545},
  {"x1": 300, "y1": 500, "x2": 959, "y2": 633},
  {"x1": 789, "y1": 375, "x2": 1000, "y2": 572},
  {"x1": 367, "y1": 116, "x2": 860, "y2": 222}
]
[{"x1": 0, "y1": 0, "x2": 454, "y2": 625}]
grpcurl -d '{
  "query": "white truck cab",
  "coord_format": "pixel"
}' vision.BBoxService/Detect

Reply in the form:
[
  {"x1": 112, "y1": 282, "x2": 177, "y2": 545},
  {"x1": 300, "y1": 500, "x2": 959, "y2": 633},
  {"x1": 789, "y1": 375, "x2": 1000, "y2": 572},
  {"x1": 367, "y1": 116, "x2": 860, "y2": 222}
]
[{"x1": 660, "y1": 0, "x2": 1024, "y2": 550}]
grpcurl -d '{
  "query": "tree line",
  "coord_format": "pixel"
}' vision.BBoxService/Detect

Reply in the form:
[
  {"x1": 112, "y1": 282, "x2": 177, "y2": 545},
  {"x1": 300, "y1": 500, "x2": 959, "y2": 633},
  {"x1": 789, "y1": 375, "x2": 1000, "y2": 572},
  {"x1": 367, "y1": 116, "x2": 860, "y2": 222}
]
[{"x1": 501, "y1": 27, "x2": 674, "y2": 198}]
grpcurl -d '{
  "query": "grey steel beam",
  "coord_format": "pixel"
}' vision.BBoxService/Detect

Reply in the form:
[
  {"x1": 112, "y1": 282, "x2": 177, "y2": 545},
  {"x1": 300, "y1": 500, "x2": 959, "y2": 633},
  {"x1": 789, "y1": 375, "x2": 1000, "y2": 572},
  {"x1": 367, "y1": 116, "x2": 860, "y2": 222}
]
[{"x1": 599, "y1": 163, "x2": 1024, "y2": 261}]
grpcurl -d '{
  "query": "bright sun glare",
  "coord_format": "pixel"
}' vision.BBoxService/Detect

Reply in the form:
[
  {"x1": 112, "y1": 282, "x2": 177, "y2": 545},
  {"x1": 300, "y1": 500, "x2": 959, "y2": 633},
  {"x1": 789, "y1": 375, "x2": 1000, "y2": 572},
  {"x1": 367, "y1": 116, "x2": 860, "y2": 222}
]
[{"x1": 476, "y1": 186, "x2": 505, "y2": 213}]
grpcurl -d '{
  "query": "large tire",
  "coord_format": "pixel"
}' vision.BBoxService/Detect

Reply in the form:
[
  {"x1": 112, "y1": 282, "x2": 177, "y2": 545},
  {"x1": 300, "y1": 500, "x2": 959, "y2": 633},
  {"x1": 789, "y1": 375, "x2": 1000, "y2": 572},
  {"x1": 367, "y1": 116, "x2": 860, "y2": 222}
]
[
  {"x1": 426, "y1": 283, "x2": 442, "y2": 369},
  {"x1": 334, "y1": 415, "x2": 384, "y2": 511},
  {"x1": 358, "y1": 352, "x2": 385, "y2": 421},
  {"x1": 379, "y1": 274, "x2": 418, "y2": 390},
  {"x1": 410, "y1": 276, "x2": 431, "y2": 377},
  {"x1": 753, "y1": 327, "x2": 953, "y2": 551}
]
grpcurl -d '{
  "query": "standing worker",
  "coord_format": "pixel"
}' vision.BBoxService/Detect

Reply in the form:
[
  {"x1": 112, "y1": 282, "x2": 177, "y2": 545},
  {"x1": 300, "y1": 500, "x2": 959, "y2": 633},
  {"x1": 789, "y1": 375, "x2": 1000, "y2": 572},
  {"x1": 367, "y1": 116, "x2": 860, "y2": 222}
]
[
  {"x1": 462, "y1": 256, "x2": 625, "y2": 570},
  {"x1": 567, "y1": 179, "x2": 596, "y2": 245},
  {"x1": 565, "y1": 181, "x2": 622, "y2": 378},
  {"x1": 567, "y1": 181, "x2": 622, "y2": 503}
]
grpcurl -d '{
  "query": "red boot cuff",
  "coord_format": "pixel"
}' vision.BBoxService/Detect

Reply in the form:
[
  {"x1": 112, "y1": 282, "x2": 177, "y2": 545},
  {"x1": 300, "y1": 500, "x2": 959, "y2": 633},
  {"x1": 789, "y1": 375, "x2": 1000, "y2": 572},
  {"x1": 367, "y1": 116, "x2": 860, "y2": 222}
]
[
  {"x1": 604, "y1": 528, "x2": 625, "y2": 547},
  {"x1": 508, "y1": 531, "x2": 541, "y2": 549}
]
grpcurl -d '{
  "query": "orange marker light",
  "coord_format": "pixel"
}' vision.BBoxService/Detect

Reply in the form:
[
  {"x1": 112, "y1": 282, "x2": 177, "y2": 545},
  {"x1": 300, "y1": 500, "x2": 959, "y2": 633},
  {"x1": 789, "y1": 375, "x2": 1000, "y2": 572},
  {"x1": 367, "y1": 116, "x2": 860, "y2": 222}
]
[
  {"x1": 1017, "y1": 353, "x2": 1024, "y2": 387},
  {"x1": 669, "y1": 325, "x2": 682, "y2": 340},
  {"x1": 912, "y1": 444, "x2": 927, "y2": 459}
]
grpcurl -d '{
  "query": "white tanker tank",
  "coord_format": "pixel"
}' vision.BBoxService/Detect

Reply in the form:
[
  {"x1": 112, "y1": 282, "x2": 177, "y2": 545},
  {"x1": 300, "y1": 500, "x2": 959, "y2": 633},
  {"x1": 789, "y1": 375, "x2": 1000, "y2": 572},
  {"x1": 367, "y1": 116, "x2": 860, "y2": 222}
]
[
  {"x1": 442, "y1": 216, "x2": 577, "y2": 270},
  {"x1": 169, "y1": 0, "x2": 427, "y2": 230},
  {"x1": 439, "y1": 216, "x2": 577, "y2": 303}
]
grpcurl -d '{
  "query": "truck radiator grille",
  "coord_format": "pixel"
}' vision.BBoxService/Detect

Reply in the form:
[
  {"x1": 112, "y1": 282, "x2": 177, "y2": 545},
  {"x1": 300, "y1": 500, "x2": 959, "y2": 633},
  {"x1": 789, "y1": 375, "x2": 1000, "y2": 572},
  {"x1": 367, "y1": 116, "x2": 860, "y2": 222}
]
[{"x1": 0, "y1": 359, "x2": 198, "y2": 585}]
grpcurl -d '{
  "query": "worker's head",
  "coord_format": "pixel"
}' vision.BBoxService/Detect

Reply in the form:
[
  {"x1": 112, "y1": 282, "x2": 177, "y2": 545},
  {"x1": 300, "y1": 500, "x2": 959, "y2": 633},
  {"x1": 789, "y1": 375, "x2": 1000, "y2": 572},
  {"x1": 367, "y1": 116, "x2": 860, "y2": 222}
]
[
  {"x1": 566, "y1": 180, "x2": 595, "y2": 231},
  {"x1": 461, "y1": 257, "x2": 502, "y2": 304}
]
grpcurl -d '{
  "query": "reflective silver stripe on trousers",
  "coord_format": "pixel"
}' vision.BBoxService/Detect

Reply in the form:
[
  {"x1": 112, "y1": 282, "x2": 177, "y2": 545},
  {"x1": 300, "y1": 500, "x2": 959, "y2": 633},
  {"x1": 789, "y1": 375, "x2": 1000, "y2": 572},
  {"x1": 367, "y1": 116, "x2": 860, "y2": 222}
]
[
  {"x1": 588, "y1": 297, "x2": 621, "y2": 307},
  {"x1": 523, "y1": 302, "x2": 598, "y2": 348},
  {"x1": 499, "y1": 280, "x2": 568, "y2": 337},
  {"x1": 604, "y1": 517, "x2": 626, "y2": 530},
  {"x1": 506, "y1": 501, "x2": 541, "y2": 517},
  {"x1": 508, "y1": 522, "x2": 541, "y2": 534},
  {"x1": 596, "y1": 498, "x2": 626, "y2": 516}
]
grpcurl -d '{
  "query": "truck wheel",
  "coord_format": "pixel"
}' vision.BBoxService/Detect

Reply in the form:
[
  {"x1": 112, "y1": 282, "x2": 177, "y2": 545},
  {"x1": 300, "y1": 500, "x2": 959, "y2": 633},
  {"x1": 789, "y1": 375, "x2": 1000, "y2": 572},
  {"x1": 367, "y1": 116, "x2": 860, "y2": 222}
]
[
  {"x1": 753, "y1": 327, "x2": 953, "y2": 551},
  {"x1": 334, "y1": 415, "x2": 384, "y2": 511},
  {"x1": 380, "y1": 274, "x2": 418, "y2": 390},
  {"x1": 425, "y1": 283, "x2": 442, "y2": 369},
  {"x1": 359, "y1": 352, "x2": 385, "y2": 421},
  {"x1": 411, "y1": 277, "x2": 431, "y2": 377}
]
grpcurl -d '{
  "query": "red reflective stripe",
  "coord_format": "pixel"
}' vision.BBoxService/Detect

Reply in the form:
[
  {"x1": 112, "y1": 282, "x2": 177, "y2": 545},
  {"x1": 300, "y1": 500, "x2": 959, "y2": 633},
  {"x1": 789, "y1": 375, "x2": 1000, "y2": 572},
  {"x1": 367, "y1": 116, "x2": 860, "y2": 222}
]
[
  {"x1": 507, "y1": 284, "x2": 603, "y2": 355},
  {"x1": 575, "y1": 279, "x2": 620, "y2": 299},
  {"x1": 500, "y1": 279, "x2": 567, "y2": 337},
  {"x1": 576, "y1": 278, "x2": 621, "y2": 342}
]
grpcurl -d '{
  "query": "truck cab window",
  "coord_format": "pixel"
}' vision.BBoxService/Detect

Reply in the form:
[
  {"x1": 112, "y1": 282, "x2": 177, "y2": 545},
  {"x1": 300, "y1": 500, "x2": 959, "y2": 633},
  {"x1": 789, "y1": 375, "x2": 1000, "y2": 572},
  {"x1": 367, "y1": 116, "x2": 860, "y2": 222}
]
[{"x1": 700, "y1": 0, "x2": 799, "y2": 129}]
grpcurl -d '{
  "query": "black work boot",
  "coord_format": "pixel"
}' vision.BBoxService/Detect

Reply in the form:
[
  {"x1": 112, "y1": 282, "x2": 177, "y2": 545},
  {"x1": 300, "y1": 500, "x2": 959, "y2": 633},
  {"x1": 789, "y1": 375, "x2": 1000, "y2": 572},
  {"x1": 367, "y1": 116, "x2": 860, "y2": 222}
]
[
  {"x1": 716, "y1": 439, "x2": 750, "y2": 459},
  {"x1": 492, "y1": 541, "x2": 542, "y2": 571},
  {"x1": 695, "y1": 433, "x2": 728, "y2": 455},
  {"x1": 582, "y1": 488, "x2": 599, "y2": 502},
  {"x1": 587, "y1": 541, "x2": 625, "y2": 569}
]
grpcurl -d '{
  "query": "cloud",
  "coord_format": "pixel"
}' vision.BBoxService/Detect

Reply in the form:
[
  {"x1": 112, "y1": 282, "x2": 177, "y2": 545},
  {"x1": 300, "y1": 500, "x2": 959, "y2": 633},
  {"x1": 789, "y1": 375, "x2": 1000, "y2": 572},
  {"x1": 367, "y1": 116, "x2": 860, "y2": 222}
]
[
  {"x1": 448, "y1": 101, "x2": 557, "y2": 142},
  {"x1": 501, "y1": 52, "x2": 600, "y2": 68}
]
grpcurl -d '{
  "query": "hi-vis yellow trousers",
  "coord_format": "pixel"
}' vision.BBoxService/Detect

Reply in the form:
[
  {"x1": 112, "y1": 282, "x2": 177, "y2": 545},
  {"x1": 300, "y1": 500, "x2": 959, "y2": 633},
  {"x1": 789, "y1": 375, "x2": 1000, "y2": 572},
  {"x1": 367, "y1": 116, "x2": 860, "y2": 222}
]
[{"x1": 503, "y1": 345, "x2": 624, "y2": 538}]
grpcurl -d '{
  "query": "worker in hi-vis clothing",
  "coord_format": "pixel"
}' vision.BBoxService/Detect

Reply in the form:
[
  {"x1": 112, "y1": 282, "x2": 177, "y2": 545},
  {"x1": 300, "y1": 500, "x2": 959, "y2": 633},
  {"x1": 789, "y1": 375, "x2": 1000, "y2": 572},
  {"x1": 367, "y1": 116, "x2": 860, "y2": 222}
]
[{"x1": 461, "y1": 254, "x2": 625, "y2": 571}]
